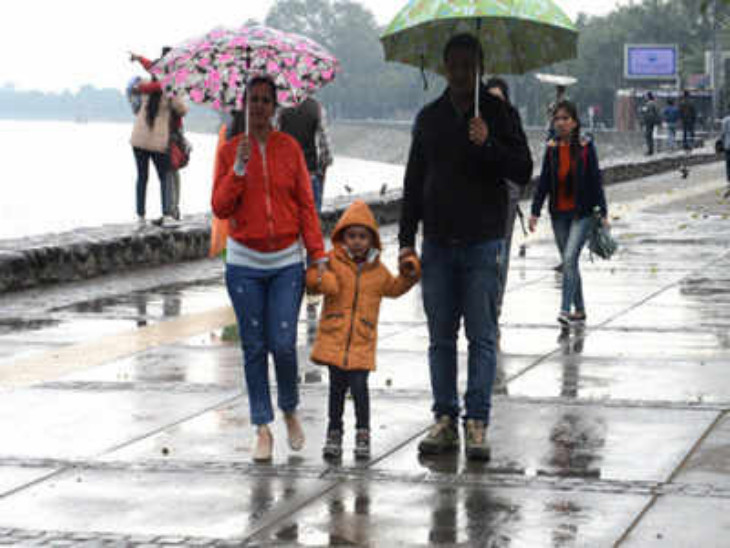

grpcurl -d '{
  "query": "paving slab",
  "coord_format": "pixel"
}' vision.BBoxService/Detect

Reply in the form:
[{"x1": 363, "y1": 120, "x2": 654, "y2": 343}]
[
  {"x1": 0, "y1": 466, "x2": 59, "y2": 497},
  {"x1": 508, "y1": 354, "x2": 730, "y2": 404},
  {"x1": 0, "y1": 468, "x2": 334, "y2": 540},
  {"x1": 673, "y1": 413, "x2": 730, "y2": 489},
  {"x1": 0, "y1": 389, "x2": 233, "y2": 460},
  {"x1": 56, "y1": 344, "x2": 244, "y2": 388},
  {"x1": 621, "y1": 494, "x2": 730, "y2": 548},
  {"x1": 247, "y1": 478, "x2": 650, "y2": 547}
]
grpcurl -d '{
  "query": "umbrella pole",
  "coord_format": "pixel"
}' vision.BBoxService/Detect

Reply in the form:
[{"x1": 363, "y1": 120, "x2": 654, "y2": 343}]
[{"x1": 474, "y1": 65, "x2": 479, "y2": 119}]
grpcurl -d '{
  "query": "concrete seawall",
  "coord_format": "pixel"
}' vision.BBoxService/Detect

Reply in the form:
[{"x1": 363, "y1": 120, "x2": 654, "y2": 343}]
[{"x1": 0, "y1": 148, "x2": 721, "y2": 294}]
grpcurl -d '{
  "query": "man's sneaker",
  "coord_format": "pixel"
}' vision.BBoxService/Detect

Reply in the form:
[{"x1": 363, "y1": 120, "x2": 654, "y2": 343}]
[
  {"x1": 354, "y1": 428, "x2": 370, "y2": 460},
  {"x1": 136, "y1": 216, "x2": 146, "y2": 229},
  {"x1": 418, "y1": 415, "x2": 459, "y2": 455},
  {"x1": 464, "y1": 419, "x2": 491, "y2": 461},
  {"x1": 322, "y1": 429, "x2": 342, "y2": 460}
]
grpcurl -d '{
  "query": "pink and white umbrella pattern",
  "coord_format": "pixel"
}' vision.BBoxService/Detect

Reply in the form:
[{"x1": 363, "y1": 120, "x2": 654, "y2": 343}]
[{"x1": 151, "y1": 25, "x2": 340, "y2": 110}]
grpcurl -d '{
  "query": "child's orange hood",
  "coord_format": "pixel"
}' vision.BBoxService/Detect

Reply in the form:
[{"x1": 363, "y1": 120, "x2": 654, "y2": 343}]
[{"x1": 331, "y1": 200, "x2": 381, "y2": 250}]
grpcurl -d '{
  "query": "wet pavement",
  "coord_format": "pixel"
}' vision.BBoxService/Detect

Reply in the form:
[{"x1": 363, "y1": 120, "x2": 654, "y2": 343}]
[{"x1": 0, "y1": 163, "x2": 730, "y2": 546}]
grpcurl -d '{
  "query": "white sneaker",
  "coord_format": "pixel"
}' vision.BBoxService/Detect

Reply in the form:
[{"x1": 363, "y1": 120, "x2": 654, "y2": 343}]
[{"x1": 136, "y1": 216, "x2": 146, "y2": 228}]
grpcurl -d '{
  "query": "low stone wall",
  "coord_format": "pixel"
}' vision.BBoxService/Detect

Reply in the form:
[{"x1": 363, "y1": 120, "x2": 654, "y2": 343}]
[{"x1": 0, "y1": 150, "x2": 722, "y2": 294}]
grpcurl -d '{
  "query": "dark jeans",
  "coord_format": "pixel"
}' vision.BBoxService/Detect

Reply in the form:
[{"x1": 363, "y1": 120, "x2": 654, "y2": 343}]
[
  {"x1": 327, "y1": 366, "x2": 370, "y2": 431},
  {"x1": 682, "y1": 123, "x2": 695, "y2": 150},
  {"x1": 644, "y1": 125, "x2": 655, "y2": 155},
  {"x1": 551, "y1": 213, "x2": 592, "y2": 314},
  {"x1": 421, "y1": 238, "x2": 502, "y2": 424},
  {"x1": 133, "y1": 147, "x2": 170, "y2": 217},
  {"x1": 310, "y1": 172, "x2": 324, "y2": 214},
  {"x1": 725, "y1": 150, "x2": 730, "y2": 182},
  {"x1": 225, "y1": 262, "x2": 305, "y2": 425}
]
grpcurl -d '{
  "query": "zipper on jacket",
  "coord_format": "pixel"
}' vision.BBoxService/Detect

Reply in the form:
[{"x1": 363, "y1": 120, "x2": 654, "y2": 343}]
[
  {"x1": 342, "y1": 263, "x2": 363, "y2": 367},
  {"x1": 260, "y1": 140, "x2": 275, "y2": 248}
]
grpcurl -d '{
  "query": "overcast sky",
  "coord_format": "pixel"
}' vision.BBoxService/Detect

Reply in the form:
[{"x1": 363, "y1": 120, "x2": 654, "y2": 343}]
[{"x1": 0, "y1": 0, "x2": 628, "y2": 92}]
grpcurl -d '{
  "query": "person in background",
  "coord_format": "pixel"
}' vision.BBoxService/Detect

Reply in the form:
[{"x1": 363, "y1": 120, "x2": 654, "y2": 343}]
[
  {"x1": 529, "y1": 100, "x2": 609, "y2": 328},
  {"x1": 679, "y1": 90, "x2": 697, "y2": 150},
  {"x1": 663, "y1": 98, "x2": 680, "y2": 151},
  {"x1": 484, "y1": 77, "x2": 531, "y2": 342},
  {"x1": 720, "y1": 107, "x2": 730, "y2": 186},
  {"x1": 399, "y1": 33, "x2": 533, "y2": 461},
  {"x1": 130, "y1": 48, "x2": 186, "y2": 221},
  {"x1": 129, "y1": 48, "x2": 187, "y2": 228},
  {"x1": 306, "y1": 200, "x2": 420, "y2": 461},
  {"x1": 212, "y1": 76, "x2": 326, "y2": 463},
  {"x1": 641, "y1": 92, "x2": 660, "y2": 156},
  {"x1": 278, "y1": 96, "x2": 333, "y2": 215}
]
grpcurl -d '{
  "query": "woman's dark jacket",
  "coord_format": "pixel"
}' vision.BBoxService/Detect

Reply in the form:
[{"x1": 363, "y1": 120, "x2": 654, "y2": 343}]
[
  {"x1": 398, "y1": 86, "x2": 533, "y2": 248},
  {"x1": 530, "y1": 138, "x2": 607, "y2": 219}
]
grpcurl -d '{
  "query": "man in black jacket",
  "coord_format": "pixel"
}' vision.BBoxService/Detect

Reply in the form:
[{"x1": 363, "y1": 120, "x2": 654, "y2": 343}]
[{"x1": 398, "y1": 34, "x2": 532, "y2": 461}]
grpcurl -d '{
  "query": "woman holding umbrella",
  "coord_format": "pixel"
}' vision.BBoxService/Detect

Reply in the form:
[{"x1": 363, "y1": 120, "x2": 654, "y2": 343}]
[{"x1": 212, "y1": 76, "x2": 326, "y2": 462}]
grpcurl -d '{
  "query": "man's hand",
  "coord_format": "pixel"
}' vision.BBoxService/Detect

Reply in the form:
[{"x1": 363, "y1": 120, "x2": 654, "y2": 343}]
[
  {"x1": 399, "y1": 261, "x2": 418, "y2": 279},
  {"x1": 469, "y1": 117, "x2": 489, "y2": 146},
  {"x1": 528, "y1": 215, "x2": 539, "y2": 233}
]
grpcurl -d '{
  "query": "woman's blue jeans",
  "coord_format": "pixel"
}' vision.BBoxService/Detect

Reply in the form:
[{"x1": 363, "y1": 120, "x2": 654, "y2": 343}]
[
  {"x1": 421, "y1": 238, "x2": 502, "y2": 424},
  {"x1": 551, "y1": 213, "x2": 592, "y2": 314},
  {"x1": 225, "y1": 262, "x2": 305, "y2": 426}
]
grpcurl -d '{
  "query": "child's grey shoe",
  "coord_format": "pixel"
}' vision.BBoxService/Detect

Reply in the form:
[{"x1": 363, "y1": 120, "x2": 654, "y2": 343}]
[
  {"x1": 354, "y1": 428, "x2": 370, "y2": 460},
  {"x1": 322, "y1": 429, "x2": 342, "y2": 460}
]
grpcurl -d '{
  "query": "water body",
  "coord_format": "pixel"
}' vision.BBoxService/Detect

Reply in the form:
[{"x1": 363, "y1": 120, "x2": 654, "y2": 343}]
[{"x1": 0, "y1": 120, "x2": 405, "y2": 240}]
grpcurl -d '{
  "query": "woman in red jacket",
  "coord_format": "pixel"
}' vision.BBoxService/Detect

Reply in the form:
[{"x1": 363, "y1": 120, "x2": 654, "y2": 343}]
[{"x1": 212, "y1": 76, "x2": 326, "y2": 463}]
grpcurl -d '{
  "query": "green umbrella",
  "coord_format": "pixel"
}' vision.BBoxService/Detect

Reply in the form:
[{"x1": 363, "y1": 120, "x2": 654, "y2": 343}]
[{"x1": 380, "y1": 0, "x2": 578, "y2": 116}]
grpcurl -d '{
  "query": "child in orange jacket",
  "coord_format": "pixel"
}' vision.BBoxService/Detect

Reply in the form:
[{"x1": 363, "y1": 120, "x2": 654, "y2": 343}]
[{"x1": 306, "y1": 200, "x2": 421, "y2": 460}]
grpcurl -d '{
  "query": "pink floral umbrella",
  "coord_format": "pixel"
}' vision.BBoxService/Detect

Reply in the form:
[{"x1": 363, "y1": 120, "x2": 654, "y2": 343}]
[{"x1": 151, "y1": 24, "x2": 339, "y2": 111}]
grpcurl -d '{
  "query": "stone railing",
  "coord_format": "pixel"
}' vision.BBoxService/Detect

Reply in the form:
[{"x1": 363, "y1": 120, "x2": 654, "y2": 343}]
[{"x1": 0, "y1": 150, "x2": 722, "y2": 294}]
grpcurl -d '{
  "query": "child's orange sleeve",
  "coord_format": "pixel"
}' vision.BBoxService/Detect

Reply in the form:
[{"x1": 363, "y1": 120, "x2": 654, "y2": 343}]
[{"x1": 382, "y1": 255, "x2": 421, "y2": 298}]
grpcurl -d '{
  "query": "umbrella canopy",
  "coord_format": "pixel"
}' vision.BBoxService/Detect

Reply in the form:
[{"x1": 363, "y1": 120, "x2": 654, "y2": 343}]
[
  {"x1": 151, "y1": 24, "x2": 339, "y2": 111},
  {"x1": 380, "y1": 0, "x2": 578, "y2": 76}
]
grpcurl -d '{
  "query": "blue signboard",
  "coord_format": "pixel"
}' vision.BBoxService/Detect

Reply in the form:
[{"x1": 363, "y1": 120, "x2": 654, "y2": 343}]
[{"x1": 625, "y1": 45, "x2": 678, "y2": 80}]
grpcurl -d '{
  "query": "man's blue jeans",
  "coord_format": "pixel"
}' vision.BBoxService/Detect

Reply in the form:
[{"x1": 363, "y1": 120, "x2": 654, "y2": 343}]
[
  {"x1": 551, "y1": 214, "x2": 592, "y2": 314},
  {"x1": 421, "y1": 238, "x2": 502, "y2": 424},
  {"x1": 225, "y1": 262, "x2": 305, "y2": 425}
]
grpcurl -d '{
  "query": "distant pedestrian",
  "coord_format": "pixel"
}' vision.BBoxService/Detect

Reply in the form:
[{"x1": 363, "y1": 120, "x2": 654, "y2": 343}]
[
  {"x1": 212, "y1": 76, "x2": 326, "y2": 463},
  {"x1": 720, "y1": 108, "x2": 730, "y2": 184},
  {"x1": 663, "y1": 98, "x2": 680, "y2": 150},
  {"x1": 131, "y1": 48, "x2": 188, "y2": 221},
  {"x1": 278, "y1": 96, "x2": 333, "y2": 215},
  {"x1": 307, "y1": 200, "x2": 420, "y2": 461},
  {"x1": 529, "y1": 100, "x2": 609, "y2": 328},
  {"x1": 679, "y1": 90, "x2": 697, "y2": 150},
  {"x1": 399, "y1": 33, "x2": 532, "y2": 461},
  {"x1": 640, "y1": 92, "x2": 660, "y2": 156},
  {"x1": 484, "y1": 77, "x2": 531, "y2": 336},
  {"x1": 129, "y1": 49, "x2": 187, "y2": 227}
]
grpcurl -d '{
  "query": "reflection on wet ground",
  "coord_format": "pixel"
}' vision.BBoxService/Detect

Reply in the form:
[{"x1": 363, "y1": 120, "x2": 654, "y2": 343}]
[{"x1": 1, "y1": 168, "x2": 730, "y2": 544}]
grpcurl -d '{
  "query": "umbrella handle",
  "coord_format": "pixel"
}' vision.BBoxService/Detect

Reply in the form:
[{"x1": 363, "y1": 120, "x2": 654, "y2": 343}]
[{"x1": 233, "y1": 90, "x2": 250, "y2": 176}]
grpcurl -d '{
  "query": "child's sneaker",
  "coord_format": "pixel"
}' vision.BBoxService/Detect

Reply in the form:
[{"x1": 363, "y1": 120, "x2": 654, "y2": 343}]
[
  {"x1": 354, "y1": 429, "x2": 370, "y2": 460},
  {"x1": 322, "y1": 429, "x2": 342, "y2": 460}
]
